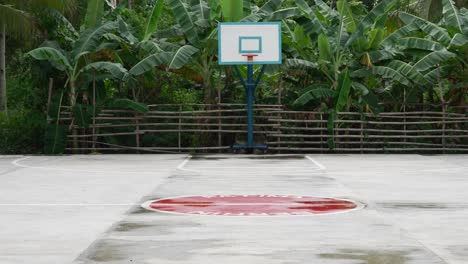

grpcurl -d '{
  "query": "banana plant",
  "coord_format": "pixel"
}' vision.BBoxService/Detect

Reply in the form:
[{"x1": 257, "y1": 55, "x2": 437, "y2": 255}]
[
  {"x1": 289, "y1": 0, "x2": 404, "y2": 114},
  {"x1": 156, "y1": 0, "x2": 289, "y2": 103},
  {"x1": 385, "y1": 0, "x2": 468, "y2": 107}
]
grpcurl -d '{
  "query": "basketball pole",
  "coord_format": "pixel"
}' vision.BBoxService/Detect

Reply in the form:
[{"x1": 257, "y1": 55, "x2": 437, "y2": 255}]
[
  {"x1": 247, "y1": 64, "x2": 254, "y2": 148},
  {"x1": 233, "y1": 62, "x2": 267, "y2": 153}
]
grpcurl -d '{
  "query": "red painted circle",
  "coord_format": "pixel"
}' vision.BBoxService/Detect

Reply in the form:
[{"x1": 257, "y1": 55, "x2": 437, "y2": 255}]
[{"x1": 142, "y1": 195, "x2": 362, "y2": 216}]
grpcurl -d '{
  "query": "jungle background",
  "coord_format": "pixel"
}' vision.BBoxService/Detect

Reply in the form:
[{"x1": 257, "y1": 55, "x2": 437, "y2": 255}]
[{"x1": 0, "y1": 0, "x2": 467, "y2": 154}]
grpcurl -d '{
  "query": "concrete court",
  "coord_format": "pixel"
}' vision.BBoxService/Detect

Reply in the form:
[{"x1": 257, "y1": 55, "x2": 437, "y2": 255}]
[{"x1": 0, "y1": 155, "x2": 467, "y2": 264}]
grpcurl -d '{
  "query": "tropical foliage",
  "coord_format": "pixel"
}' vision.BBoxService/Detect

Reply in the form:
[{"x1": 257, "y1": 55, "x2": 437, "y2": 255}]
[{"x1": 0, "y1": 0, "x2": 467, "y2": 153}]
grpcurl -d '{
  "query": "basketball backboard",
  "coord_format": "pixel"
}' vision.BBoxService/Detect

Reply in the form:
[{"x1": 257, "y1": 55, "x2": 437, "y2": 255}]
[{"x1": 218, "y1": 22, "x2": 282, "y2": 65}]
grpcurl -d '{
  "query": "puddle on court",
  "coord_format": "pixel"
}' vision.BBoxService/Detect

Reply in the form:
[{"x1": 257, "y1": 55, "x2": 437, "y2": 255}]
[
  {"x1": 79, "y1": 238, "x2": 224, "y2": 263},
  {"x1": 191, "y1": 155, "x2": 306, "y2": 160},
  {"x1": 114, "y1": 222, "x2": 152, "y2": 232},
  {"x1": 318, "y1": 248, "x2": 449, "y2": 264},
  {"x1": 448, "y1": 245, "x2": 468, "y2": 258},
  {"x1": 377, "y1": 202, "x2": 455, "y2": 210},
  {"x1": 319, "y1": 249, "x2": 410, "y2": 263}
]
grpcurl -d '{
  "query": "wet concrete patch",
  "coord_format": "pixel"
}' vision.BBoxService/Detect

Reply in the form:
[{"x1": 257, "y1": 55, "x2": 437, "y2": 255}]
[
  {"x1": 448, "y1": 245, "x2": 468, "y2": 258},
  {"x1": 319, "y1": 249, "x2": 410, "y2": 263},
  {"x1": 79, "y1": 238, "x2": 224, "y2": 263},
  {"x1": 191, "y1": 155, "x2": 306, "y2": 160},
  {"x1": 114, "y1": 222, "x2": 152, "y2": 232},
  {"x1": 377, "y1": 202, "x2": 465, "y2": 210}
]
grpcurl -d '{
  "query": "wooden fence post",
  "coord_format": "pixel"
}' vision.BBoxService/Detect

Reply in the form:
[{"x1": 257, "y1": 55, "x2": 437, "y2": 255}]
[
  {"x1": 135, "y1": 113, "x2": 140, "y2": 154},
  {"x1": 218, "y1": 103, "x2": 222, "y2": 151},
  {"x1": 178, "y1": 105, "x2": 182, "y2": 152},
  {"x1": 92, "y1": 74, "x2": 96, "y2": 152}
]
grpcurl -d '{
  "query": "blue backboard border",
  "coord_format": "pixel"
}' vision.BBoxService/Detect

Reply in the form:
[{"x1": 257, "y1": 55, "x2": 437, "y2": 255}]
[{"x1": 218, "y1": 22, "x2": 282, "y2": 65}]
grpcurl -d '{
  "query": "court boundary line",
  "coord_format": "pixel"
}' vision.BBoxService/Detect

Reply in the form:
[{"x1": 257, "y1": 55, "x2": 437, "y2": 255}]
[
  {"x1": 11, "y1": 156, "x2": 187, "y2": 175},
  {"x1": 0, "y1": 203, "x2": 137, "y2": 206},
  {"x1": 176, "y1": 155, "x2": 199, "y2": 173},
  {"x1": 305, "y1": 156, "x2": 327, "y2": 170},
  {"x1": 177, "y1": 155, "x2": 325, "y2": 172}
]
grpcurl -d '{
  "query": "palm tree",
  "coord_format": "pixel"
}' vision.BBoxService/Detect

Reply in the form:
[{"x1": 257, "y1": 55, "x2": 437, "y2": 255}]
[{"x1": 0, "y1": 0, "x2": 76, "y2": 112}]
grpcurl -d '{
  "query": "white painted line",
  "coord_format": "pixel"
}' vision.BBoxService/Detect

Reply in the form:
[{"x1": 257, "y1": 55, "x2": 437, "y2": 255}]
[
  {"x1": 0, "y1": 203, "x2": 136, "y2": 206},
  {"x1": 11, "y1": 156, "x2": 31, "y2": 168},
  {"x1": 305, "y1": 156, "x2": 326, "y2": 170},
  {"x1": 191, "y1": 166, "x2": 321, "y2": 170},
  {"x1": 176, "y1": 155, "x2": 199, "y2": 173},
  {"x1": 11, "y1": 156, "x2": 173, "y2": 175}
]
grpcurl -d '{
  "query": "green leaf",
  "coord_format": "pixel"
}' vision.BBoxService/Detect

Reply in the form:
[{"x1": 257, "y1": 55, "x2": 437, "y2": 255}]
[
  {"x1": 449, "y1": 33, "x2": 468, "y2": 48},
  {"x1": 294, "y1": 0, "x2": 326, "y2": 34},
  {"x1": 294, "y1": 85, "x2": 334, "y2": 105},
  {"x1": 441, "y1": 0, "x2": 464, "y2": 33},
  {"x1": 366, "y1": 49, "x2": 396, "y2": 63},
  {"x1": 399, "y1": 12, "x2": 451, "y2": 45},
  {"x1": 79, "y1": 62, "x2": 129, "y2": 80},
  {"x1": 413, "y1": 50, "x2": 456, "y2": 71},
  {"x1": 169, "y1": 45, "x2": 199, "y2": 69},
  {"x1": 284, "y1": 59, "x2": 317, "y2": 70},
  {"x1": 381, "y1": 24, "x2": 419, "y2": 48},
  {"x1": 44, "y1": 7, "x2": 78, "y2": 39},
  {"x1": 424, "y1": 65, "x2": 451, "y2": 83},
  {"x1": 73, "y1": 104, "x2": 94, "y2": 128},
  {"x1": 143, "y1": 0, "x2": 164, "y2": 41},
  {"x1": 84, "y1": 0, "x2": 104, "y2": 28},
  {"x1": 293, "y1": 25, "x2": 311, "y2": 48},
  {"x1": 192, "y1": 0, "x2": 211, "y2": 27},
  {"x1": 371, "y1": 66, "x2": 410, "y2": 86},
  {"x1": 347, "y1": 0, "x2": 398, "y2": 47},
  {"x1": 367, "y1": 28, "x2": 385, "y2": 50},
  {"x1": 269, "y1": 8, "x2": 297, "y2": 20},
  {"x1": 0, "y1": 4, "x2": 33, "y2": 39},
  {"x1": 337, "y1": 0, "x2": 358, "y2": 33},
  {"x1": 72, "y1": 22, "x2": 117, "y2": 61},
  {"x1": 335, "y1": 70, "x2": 352, "y2": 112},
  {"x1": 28, "y1": 47, "x2": 72, "y2": 72},
  {"x1": 221, "y1": 0, "x2": 243, "y2": 22},
  {"x1": 362, "y1": 90, "x2": 382, "y2": 114},
  {"x1": 387, "y1": 60, "x2": 428, "y2": 86},
  {"x1": 44, "y1": 124, "x2": 66, "y2": 154},
  {"x1": 166, "y1": 0, "x2": 199, "y2": 44},
  {"x1": 208, "y1": 0, "x2": 222, "y2": 20},
  {"x1": 318, "y1": 34, "x2": 332, "y2": 62},
  {"x1": 129, "y1": 52, "x2": 173, "y2": 76},
  {"x1": 352, "y1": 82, "x2": 369, "y2": 96},
  {"x1": 109, "y1": 98, "x2": 149, "y2": 113},
  {"x1": 138, "y1": 40, "x2": 163, "y2": 54},
  {"x1": 398, "y1": 37, "x2": 446, "y2": 51},
  {"x1": 258, "y1": 0, "x2": 284, "y2": 15},
  {"x1": 117, "y1": 16, "x2": 138, "y2": 44}
]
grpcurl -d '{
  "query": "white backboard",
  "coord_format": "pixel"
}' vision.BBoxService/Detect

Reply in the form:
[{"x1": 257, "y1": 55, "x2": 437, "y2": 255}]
[{"x1": 218, "y1": 22, "x2": 282, "y2": 65}]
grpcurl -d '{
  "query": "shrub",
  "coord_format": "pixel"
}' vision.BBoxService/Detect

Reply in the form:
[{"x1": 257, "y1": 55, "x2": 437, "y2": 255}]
[{"x1": 0, "y1": 109, "x2": 46, "y2": 154}]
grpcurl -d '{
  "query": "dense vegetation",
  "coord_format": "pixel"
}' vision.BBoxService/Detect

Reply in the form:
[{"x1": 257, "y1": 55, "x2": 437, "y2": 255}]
[{"x1": 0, "y1": 0, "x2": 467, "y2": 154}]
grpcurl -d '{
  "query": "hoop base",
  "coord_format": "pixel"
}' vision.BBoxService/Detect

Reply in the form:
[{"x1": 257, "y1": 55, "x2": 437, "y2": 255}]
[{"x1": 242, "y1": 54, "x2": 258, "y2": 62}]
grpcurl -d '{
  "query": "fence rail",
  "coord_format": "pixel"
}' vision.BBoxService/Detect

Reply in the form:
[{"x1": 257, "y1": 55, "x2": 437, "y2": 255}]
[{"x1": 62, "y1": 104, "x2": 468, "y2": 153}]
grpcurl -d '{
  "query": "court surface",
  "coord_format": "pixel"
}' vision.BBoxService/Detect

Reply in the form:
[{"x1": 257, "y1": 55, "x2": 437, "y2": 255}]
[{"x1": 0, "y1": 154, "x2": 467, "y2": 264}]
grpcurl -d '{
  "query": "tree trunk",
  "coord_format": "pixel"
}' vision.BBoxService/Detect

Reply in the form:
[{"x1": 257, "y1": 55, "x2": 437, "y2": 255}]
[
  {"x1": 70, "y1": 80, "x2": 79, "y2": 152},
  {"x1": 0, "y1": 23, "x2": 7, "y2": 112}
]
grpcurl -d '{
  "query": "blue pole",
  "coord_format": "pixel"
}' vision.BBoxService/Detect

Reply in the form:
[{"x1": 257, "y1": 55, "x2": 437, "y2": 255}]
[
  {"x1": 247, "y1": 65, "x2": 255, "y2": 148},
  {"x1": 247, "y1": 64, "x2": 254, "y2": 148}
]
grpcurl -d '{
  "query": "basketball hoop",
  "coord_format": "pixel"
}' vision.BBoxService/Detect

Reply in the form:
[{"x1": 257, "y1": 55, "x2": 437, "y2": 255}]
[
  {"x1": 242, "y1": 54, "x2": 258, "y2": 62},
  {"x1": 218, "y1": 22, "x2": 282, "y2": 152}
]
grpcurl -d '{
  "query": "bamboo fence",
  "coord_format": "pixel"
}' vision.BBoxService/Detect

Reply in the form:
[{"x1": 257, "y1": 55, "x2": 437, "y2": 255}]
[{"x1": 61, "y1": 104, "x2": 468, "y2": 153}]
